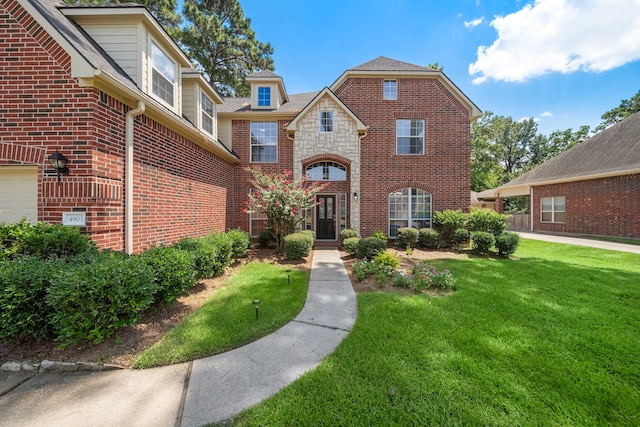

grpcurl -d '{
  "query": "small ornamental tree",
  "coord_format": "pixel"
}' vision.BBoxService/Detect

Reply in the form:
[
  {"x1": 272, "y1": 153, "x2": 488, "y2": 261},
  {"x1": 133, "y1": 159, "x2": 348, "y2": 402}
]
[{"x1": 244, "y1": 168, "x2": 325, "y2": 251}]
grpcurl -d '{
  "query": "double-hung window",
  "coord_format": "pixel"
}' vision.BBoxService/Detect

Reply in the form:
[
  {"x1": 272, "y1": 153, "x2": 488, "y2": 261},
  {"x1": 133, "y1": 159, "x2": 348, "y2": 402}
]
[
  {"x1": 250, "y1": 122, "x2": 277, "y2": 162},
  {"x1": 388, "y1": 188, "x2": 432, "y2": 238},
  {"x1": 541, "y1": 196, "x2": 565, "y2": 223},
  {"x1": 383, "y1": 80, "x2": 397, "y2": 100},
  {"x1": 257, "y1": 87, "x2": 271, "y2": 107},
  {"x1": 396, "y1": 119, "x2": 424, "y2": 155},
  {"x1": 150, "y1": 42, "x2": 175, "y2": 107},
  {"x1": 201, "y1": 93, "x2": 214, "y2": 136},
  {"x1": 320, "y1": 111, "x2": 334, "y2": 132}
]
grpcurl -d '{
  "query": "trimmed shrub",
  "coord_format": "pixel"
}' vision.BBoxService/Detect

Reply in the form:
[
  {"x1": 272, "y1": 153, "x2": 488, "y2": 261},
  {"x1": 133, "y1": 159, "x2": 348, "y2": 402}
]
[
  {"x1": 174, "y1": 237, "x2": 219, "y2": 279},
  {"x1": 47, "y1": 252, "x2": 156, "y2": 345},
  {"x1": 0, "y1": 257, "x2": 61, "y2": 342},
  {"x1": 139, "y1": 246, "x2": 196, "y2": 304},
  {"x1": 340, "y1": 228, "x2": 359, "y2": 240},
  {"x1": 395, "y1": 227, "x2": 419, "y2": 248},
  {"x1": 22, "y1": 223, "x2": 97, "y2": 260},
  {"x1": 495, "y1": 231, "x2": 520, "y2": 256},
  {"x1": 283, "y1": 232, "x2": 313, "y2": 260},
  {"x1": 374, "y1": 251, "x2": 401, "y2": 269},
  {"x1": 433, "y1": 210, "x2": 467, "y2": 247},
  {"x1": 471, "y1": 231, "x2": 495, "y2": 254},
  {"x1": 418, "y1": 228, "x2": 441, "y2": 249},
  {"x1": 206, "y1": 232, "x2": 234, "y2": 275},
  {"x1": 371, "y1": 230, "x2": 388, "y2": 243},
  {"x1": 356, "y1": 237, "x2": 386, "y2": 259},
  {"x1": 343, "y1": 237, "x2": 360, "y2": 255},
  {"x1": 0, "y1": 219, "x2": 34, "y2": 260},
  {"x1": 467, "y1": 209, "x2": 509, "y2": 237},
  {"x1": 227, "y1": 228, "x2": 252, "y2": 257},
  {"x1": 299, "y1": 230, "x2": 315, "y2": 240},
  {"x1": 452, "y1": 228, "x2": 470, "y2": 250},
  {"x1": 257, "y1": 227, "x2": 274, "y2": 248}
]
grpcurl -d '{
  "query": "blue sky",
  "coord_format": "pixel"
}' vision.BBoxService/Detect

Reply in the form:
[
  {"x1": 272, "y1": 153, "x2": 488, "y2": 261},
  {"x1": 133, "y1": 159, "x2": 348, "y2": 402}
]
[{"x1": 240, "y1": 0, "x2": 640, "y2": 135}]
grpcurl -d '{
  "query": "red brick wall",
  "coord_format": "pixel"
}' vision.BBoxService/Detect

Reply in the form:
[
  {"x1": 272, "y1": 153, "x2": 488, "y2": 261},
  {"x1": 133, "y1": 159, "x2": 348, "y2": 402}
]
[
  {"x1": 532, "y1": 174, "x2": 640, "y2": 238},
  {"x1": 1, "y1": 1, "x2": 236, "y2": 252},
  {"x1": 334, "y1": 77, "x2": 472, "y2": 236}
]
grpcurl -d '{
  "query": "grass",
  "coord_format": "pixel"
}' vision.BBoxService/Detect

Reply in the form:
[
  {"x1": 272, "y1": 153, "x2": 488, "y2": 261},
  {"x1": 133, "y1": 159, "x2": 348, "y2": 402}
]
[
  {"x1": 133, "y1": 262, "x2": 308, "y2": 368},
  {"x1": 234, "y1": 240, "x2": 640, "y2": 426}
]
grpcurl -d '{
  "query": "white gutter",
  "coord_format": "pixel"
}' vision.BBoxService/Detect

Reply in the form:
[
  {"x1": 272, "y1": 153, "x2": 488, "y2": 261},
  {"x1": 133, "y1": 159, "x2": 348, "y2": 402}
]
[{"x1": 125, "y1": 101, "x2": 145, "y2": 254}]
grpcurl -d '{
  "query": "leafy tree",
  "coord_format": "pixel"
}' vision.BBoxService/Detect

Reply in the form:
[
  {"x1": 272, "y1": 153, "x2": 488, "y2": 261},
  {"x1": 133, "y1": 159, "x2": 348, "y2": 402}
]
[
  {"x1": 427, "y1": 62, "x2": 444, "y2": 71},
  {"x1": 596, "y1": 90, "x2": 640, "y2": 131},
  {"x1": 244, "y1": 168, "x2": 325, "y2": 251},
  {"x1": 528, "y1": 125, "x2": 590, "y2": 168},
  {"x1": 65, "y1": 0, "x2": 181, "y2": 30},
  {"x1": 179, "y1": 0, "x2": 275, "y2": 96}
]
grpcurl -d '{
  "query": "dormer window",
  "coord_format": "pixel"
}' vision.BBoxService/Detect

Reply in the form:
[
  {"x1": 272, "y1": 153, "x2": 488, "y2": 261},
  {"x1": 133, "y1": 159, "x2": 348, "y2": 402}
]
[
  {"x1": 201, "y1": 92, "x2": 214, "y2": 136},
  {"x1": 151, "y1": 42, "x2": 175, "y2": 107},
  {"x1": 257, "y1": 87, "x2": 271, "y2": 107}
]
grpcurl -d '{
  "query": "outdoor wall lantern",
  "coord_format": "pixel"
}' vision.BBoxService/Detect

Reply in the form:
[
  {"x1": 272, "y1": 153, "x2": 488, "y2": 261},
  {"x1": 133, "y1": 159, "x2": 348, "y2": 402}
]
[
  {"x1": 49, "y1": 150, "x2": 69, "y2": 182},
  {"x1": 353, "y1": 192, "x2": 359, "y2": 202}
]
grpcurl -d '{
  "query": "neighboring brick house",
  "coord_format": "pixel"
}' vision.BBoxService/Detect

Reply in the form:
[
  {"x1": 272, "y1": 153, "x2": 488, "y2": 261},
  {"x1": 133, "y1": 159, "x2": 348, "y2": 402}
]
[
  {"x1": 496, "y1": 111, "x2": 640, "y2": 238},
  {"x1": 0, "y1": 0, "x2": 238, "y2": 253},
  {"x1": 220, "y1": 58, "x2": 481, "y2": 241},
  {"x1": 1, "y1": 0, "x2": 481, "y2": 250}
]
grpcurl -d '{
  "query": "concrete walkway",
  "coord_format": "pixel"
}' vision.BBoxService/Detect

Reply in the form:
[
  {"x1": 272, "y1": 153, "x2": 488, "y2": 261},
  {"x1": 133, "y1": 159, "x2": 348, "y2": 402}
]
[
  {"x1": 0, "y1": 248, "x2": 357, "y2": 427},
  {"x1": 518, "y1": 231, "x2": 640, "y2": 254}
]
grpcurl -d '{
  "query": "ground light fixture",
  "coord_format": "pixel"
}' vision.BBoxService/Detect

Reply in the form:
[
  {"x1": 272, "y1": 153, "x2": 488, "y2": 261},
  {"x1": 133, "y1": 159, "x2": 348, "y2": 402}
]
[
  {"x1": 253, "y1": 299, "x2": 261, "y2": 320},
  {"x1": 49, "y1": 150, "x2": 69, "y2": 182},
  {"x1": 286, "y1": 269, "x2": 291, "y2": 284}
]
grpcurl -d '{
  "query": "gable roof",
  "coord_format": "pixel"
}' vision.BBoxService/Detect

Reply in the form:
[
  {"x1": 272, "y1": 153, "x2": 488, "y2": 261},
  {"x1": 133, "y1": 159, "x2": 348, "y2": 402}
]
[
  {"x1": 285, "y1": 87, "x2": 367, "y2": 134},
  {"x1": 499, "y1": 111, "x2": 640, "y2": 194},
  {"x1": 330, "y1": 56, "x2": 481, "y2": 120}
]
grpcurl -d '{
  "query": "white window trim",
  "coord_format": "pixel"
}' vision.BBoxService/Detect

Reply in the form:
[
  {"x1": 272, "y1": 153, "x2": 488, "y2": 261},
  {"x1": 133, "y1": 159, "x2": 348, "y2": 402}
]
[
  {"x1": 200, "y1": 91, "x2": 215, "y2": 137},
  {"x1": 388, "y1": 188, "x2": 432, "y2": 238},
  {"x1": 384, "y1": 79, "x2": 397, "y2": 100},
  {"x1": 250, "y1": 122, "x2": 278, "y2": 163},
  {"x1": 148, "y1": 40, "x2": 177, "y2": 109},
  {"x1": 396, "y1": 119, "x2": 425, "y2": 155},
  {"x1": 540, "y1": 196, "x2": 566, "y2": 223},
  {"x1": 320, "y1": 111, "x2": 334, "y2": 133}
]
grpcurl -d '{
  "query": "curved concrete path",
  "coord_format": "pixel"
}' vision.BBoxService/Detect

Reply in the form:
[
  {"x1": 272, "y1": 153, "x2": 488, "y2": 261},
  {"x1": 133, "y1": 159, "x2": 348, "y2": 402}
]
[
  {"x1": 518, "y1": 232, "x2": 640, "y2": 254},
  {"x1": 0, "y1": 248, "x2": 357, "y2": 427}
]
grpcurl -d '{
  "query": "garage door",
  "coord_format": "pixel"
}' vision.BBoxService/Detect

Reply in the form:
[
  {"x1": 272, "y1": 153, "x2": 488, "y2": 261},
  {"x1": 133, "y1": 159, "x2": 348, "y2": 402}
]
[{"x1": 0, "y1": 166, "x2": 38, "y2": 224}]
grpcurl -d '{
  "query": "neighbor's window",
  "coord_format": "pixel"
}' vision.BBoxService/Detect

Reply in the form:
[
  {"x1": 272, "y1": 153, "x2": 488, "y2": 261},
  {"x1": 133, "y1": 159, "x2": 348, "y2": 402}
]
[
  {"x1": 396, "y1": 119, "x2": 424, "y2": 154},
  {"x1": 541, "y1": 196, "x2": 565, "y2": 223},
  {"x1": 320, "y1": 111, "x2": 334, "y2": 132},
  {"x1": 151, "y1": 42, "x2": 175, "y2": 107},
  {"x1": 250, "y1": 122, "x2": 277, "y2": 162},
  {"x1": 388, "y1": 188, "x2": 432, "y2": 238},
  {"x1": 257, "y1": 87, "x2": 271, "y2": 107},
  {"x1": 384, "y1": 79, "x2": 397, "y2": 100},
  {"x1": 201, "y1": 92, "x2": 214, "y2": 136},
  {"x1": 305, "y1": 161, "x2": 346, "y2": 181}
]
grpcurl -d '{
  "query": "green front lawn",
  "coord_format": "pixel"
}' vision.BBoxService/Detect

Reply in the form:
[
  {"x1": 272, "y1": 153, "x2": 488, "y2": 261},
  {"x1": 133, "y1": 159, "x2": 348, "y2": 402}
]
[
  {"x1": 133, "y1": 262, "x2": 308, "y2": 368},
  {"x1": 235, "y1": 240, "x2": 640, "y2": 426}
]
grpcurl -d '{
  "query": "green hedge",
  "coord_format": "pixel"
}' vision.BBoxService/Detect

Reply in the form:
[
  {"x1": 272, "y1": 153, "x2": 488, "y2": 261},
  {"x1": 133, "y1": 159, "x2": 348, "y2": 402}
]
[
  {"x1": 471, "y1": 231, "x2": 495, "y2": 254},
  {"x1": 227, "y1": 228, "x2": 252, "y2": 257},
  {"x1": 356, "y1": 237, "x2": 386, "y2": 259},
  {"x1": 467, "y1": 209, "x2": 509, "y2": 236},
  {"x1": 418, "y1": 228, "x2": 441, "y2": 249},
  {"x1": 433, "y1": 210, "x2": 467, "y2": 247},
  {"x1": 340, "y1": 228, "x2": 359, "y2": 240},
  {"x1": 343, "y1": 237, "x2": 360, "y2": 255},
  {"x1": 139, "y1": 246, "x2": 197, "y2": 304},
  {"x1": 283, "y1": 232, "x2": 313, "y2": 260},
  {"x1": 396, "y1": 227, "x2": 419, "y2": 248},
  {"x1": 495, "y1": 231, "x2": 520, "y2": 256}
]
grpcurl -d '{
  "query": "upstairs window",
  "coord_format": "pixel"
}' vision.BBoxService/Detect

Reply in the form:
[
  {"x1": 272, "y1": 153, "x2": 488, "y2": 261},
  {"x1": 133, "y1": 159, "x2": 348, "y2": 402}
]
[
  {"x1": 201, "y1": 92, "x2": 214, "y2": 136},
  {"x1": 320, "y1": 111, "x2": 334, "y2": 132},
  {"x1": 305, "y1": 161, "x2": 346, "y2": 181},
  {"x1": 541, "y1": 196, "x2": 565, "y2": 223},
  {"x1": 250, "y1": 122, "x2": 277, "y2": 162},
  {"x1": 151, "y1": 42, "x2": 175, "y2": 107},
  {"x1": 383, "y1": 80, "x2": 397, "y2": 100},
  {"x1": 257, "y1": 87, "x2": 271, "y2": 107},
  {"x1": 396, "y1": 119, "x2": 424, "y2": 155}
]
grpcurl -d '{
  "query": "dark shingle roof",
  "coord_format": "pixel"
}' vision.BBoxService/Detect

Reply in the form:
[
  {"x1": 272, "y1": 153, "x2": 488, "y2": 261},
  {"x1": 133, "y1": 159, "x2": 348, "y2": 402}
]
[
  {"x1": 348, "y1": 56, "x2": 437, "y2": 72},
  {"x1": 218, "y1": 92, "x2": 319, "y2": 114},
  {"x1": 246, "y1": 70, "x2": 282, "y2": 79},
  {"x1": 503, "y1": 111, "x2": 640, "y2": 188}
]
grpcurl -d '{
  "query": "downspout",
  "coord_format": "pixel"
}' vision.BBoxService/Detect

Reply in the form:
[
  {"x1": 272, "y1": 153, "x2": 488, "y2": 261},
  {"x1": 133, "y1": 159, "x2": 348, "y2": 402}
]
[
  {"x1": 529, "y1": 185, "x2": 534, "y2": 232},
  {"x1": 125, "y1": 101, "x2": 145, "y2": 254}
]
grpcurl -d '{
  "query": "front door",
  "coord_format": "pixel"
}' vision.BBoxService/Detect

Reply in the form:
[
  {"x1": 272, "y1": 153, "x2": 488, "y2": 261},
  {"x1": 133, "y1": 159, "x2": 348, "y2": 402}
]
[{"x1": 316, "y1": 195, "x2": 336, "y2": 240}]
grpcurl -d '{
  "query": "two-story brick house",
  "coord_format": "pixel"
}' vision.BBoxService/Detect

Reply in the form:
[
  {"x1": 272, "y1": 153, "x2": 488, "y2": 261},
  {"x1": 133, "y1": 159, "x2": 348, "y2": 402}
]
[
  {"x1": 221, "y1": 57, "x2": 481, "y2": 241},
  {"x1": 1, "y1": 0, "x2": 480, "y2": 252}
]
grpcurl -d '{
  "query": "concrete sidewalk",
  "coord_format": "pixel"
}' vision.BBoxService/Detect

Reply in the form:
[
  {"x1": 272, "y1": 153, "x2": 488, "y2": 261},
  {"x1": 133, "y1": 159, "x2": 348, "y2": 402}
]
[
  {"x1": 0, "y1": 248, "x2": 357, "y2": 427},
  {"x1": 518, "y1": 232, "x2": 640, "y2": 254}
]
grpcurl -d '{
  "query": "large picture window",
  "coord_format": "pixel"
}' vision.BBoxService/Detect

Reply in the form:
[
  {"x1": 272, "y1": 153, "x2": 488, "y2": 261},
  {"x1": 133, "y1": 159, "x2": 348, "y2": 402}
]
[
  {"x1": 541, "y1": 196, "x2": 565, "y2": 223},
  {"x1": 150, "y1": 42, "x2": 175, "y2": 107},
  {"x1": 250, "y1": 122, "x2": 277, "y2": 163},
  {"x1": 305, "y1": 161, "x2": 346, "y2": 181},
  {"x1": 396, "y1": 119, "x2": 424, "y2": 155},
  {"x1": 389, "y1": 188, "x2": 432, "y2": 238}
]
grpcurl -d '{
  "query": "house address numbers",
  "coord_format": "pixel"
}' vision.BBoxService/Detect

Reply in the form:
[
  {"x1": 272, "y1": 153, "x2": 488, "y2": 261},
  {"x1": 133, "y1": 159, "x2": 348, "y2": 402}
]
[{"x1": 62, "y1": 212, "x2": 86, "y2": 227}]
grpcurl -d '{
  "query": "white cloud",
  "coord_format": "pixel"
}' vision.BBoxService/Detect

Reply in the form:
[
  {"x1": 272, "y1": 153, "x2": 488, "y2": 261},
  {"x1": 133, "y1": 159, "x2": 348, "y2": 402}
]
[
  {"x1": 540, "y1": 111, "x2": 553, "y2": 117},
  {"x1": 469, "y1": 0, "x2": 640, "y2": 84},
  {"x1": 464, "y1": 17, "x2": 484, "y2": 28}
]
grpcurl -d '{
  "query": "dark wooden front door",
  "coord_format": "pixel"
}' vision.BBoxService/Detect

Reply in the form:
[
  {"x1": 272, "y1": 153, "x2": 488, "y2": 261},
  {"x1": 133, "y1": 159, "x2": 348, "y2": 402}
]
[{"x1": 316, "y1": 195, "x2": 336, "y2": 239}]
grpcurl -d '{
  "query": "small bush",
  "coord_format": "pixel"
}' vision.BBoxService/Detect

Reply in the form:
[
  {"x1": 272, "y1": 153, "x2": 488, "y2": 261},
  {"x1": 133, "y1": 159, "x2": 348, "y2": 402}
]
[
  {"x1": 471, "y1": 231, "x2": 495, "y2": 254},
  {"x1": 352, "y1": 258, "x2": 378, "y2": 281},
  {"x1": 283, "y1": 232, "x2": 313, "y2": 260},
  {"x1": 418, "y1": 228, "x2": 441, "y2": 249},
  {"x1": 452, "y1": 228, "x2": 470, "y2": 250},
  {"x1": 467, "y1": 209, "x2": 509, "y2": 237},
  {"x1": 174, "y1": 237, "x2": 219, "y2": 279},
  {"x1": 206, "y1": 232, "x2": 234, "y2": 275},
  {"x1": 374, "y1": 251, "x2": 401, "y2": 270},
  {"x1": 0, "y1": 219, "x2": 35, "y2": 259},
  {"x1": 412, "y1": 261, "x2": 455, "y2": 290},
  {"x1": 356, "y1": 237, "x2": 386, "y2": 259},
  {"x1": 341, "y1": 228, "x2": 359, "y2": 240},
  {"x1": 227, "y1": 228, "x2": 252, "y2": 257},
  {"x1": 47, "y1": 251, "x2": 157, "y2": 345},
  {"x1": 392, "y1": 272, "x2": 411, "y2": 288},
  {"x1": 396, "y1": 227, "x2": 419, "y2": 248},
  {"x1": 257, "y1": 227, "x2": 274, "y2": 248},
  {"x1": 495, "y1": 231, "x2": 520, "y2": 256},
  {"x1": 371, "y1": 230, "x2": 388, "y2": 243},
  {"x1": 343, "y1": 237, "x2": 360, "y2": 255},
  {"x1": 139, "y1": 246, "x2": 196, "y2": 304},
  {"x1": 433, "y1": 210, "x2": 467, "y2": 247}
]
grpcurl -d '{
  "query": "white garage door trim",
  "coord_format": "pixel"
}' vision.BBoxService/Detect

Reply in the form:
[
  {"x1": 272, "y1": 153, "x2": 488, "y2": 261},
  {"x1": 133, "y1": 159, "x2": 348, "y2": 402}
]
[{"x1": 0, "y1": 165, "x2": 38, "y2": 224}]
